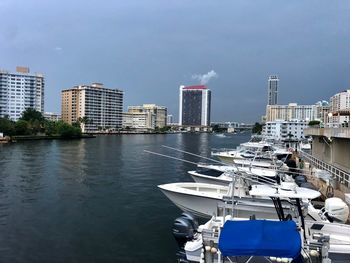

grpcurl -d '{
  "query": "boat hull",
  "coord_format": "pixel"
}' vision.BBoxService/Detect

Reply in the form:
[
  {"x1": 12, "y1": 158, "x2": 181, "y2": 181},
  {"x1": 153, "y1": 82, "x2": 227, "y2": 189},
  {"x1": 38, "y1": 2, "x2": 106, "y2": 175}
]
[{"x1": 158, "y1": 183, "x2": 293, "y2": 219}]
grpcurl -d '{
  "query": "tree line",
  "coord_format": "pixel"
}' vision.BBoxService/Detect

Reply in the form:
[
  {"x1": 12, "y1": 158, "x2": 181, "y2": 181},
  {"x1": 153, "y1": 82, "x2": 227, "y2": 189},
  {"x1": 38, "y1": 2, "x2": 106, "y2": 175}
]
[{"x1": 0, "y1": 109, "x2": 81, "y2": 138}]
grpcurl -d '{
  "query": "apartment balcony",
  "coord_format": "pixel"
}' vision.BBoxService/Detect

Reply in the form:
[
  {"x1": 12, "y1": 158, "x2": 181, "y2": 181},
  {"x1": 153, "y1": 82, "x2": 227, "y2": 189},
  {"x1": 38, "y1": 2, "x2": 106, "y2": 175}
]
[{"x1": 304, "y1": 127, "x2": 350, "y2": 139}]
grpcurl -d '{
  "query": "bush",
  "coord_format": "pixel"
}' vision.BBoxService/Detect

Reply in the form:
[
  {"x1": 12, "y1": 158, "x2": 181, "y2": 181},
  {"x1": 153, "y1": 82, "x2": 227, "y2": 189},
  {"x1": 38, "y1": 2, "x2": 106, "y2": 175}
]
[
  {"x1": 57, "y1": 122, "x2": 81, "y2": 138},
  {"x1": 0, "y1": 117, "x2": 15, "y2": 136},
  {"x1": 15, "y1": 120, "x2": 29, "y2": 135}
]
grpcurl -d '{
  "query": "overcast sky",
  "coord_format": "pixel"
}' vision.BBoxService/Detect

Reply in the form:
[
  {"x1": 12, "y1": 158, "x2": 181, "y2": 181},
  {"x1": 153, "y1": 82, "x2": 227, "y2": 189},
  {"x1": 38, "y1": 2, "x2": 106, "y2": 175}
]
[{"x1": 1, "y1": 0, "x2": 350, "y2": 122}]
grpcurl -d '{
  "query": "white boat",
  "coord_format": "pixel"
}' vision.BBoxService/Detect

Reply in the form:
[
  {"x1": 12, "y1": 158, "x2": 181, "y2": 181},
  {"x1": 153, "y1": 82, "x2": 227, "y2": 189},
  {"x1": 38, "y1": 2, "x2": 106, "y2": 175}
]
[
  {"x1": 188, "y1": 164, "x2": 278, "y2": 186},
  {"x1": 176, "y1": 185, "x2": 350, "y2": 263},
  {"x1": 212, "y1": 141, "x2": 292, "y2": 164},
  {"x1": 158, "y1": 181, "x2": 319, "y2": 219}
]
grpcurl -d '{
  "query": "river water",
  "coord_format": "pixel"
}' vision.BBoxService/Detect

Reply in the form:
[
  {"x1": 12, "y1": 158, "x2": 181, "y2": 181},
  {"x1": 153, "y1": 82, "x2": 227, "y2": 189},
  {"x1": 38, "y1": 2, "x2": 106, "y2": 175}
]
[{"x1": 0, "y1": 133, "x2": 250, "y2": 263}]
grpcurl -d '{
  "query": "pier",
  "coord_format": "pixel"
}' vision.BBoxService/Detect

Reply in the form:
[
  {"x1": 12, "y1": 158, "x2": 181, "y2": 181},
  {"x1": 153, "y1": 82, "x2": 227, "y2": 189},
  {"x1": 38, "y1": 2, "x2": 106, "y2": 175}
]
[{"x1": 303, "y1": 127, "x2": 350, "y2": 206}]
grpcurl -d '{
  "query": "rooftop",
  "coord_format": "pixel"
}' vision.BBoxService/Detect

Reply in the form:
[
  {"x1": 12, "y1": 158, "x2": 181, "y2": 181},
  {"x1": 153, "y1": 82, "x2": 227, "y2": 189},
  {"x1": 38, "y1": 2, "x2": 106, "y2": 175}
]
[{"x1": 183, "y1": 85, "x2": 207, "y2": 90}]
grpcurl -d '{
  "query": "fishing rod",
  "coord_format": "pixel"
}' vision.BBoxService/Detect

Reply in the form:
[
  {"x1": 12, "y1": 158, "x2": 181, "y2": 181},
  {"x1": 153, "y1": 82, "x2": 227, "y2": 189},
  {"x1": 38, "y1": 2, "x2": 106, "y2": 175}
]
[
  {"x1": 144, "y1": 150, "x2": 199, "y2": 166},
  {"x1": 161, "y1": 145, "x2": 227, "y2": 166}
]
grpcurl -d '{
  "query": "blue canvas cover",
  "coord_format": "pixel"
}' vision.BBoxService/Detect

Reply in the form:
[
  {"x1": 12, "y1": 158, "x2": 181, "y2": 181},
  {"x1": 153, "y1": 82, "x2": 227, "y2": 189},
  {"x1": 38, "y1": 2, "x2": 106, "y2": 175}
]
[{"x1": 218, "y1": 220, "x2": 301, "y2": 259}]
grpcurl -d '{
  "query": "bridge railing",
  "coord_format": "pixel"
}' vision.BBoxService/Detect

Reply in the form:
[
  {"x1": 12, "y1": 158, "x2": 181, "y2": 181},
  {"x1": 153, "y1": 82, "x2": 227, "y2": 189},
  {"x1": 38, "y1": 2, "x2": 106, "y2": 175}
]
[{"x1": 300, "y1": 150, "x2": 350, "y2": 188}]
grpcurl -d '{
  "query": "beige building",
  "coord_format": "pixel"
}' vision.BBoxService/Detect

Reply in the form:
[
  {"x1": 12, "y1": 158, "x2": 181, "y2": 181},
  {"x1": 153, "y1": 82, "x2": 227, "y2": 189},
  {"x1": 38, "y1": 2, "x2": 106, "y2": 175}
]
[
  {"x1": 127, "y1": 104, "x2": 167, "y2": 128},
  {"x1": 122, "y1": 111, "x2": 155, "y2": 130},
  {"x1": 328, "y1": 90, "x2": 350, "y2": 126},
  {"x1": 61, "y1": 83, "x2": 123, "y2": 132},
  {"x1": 266, "y1": 102, "x2": 329, "y2": 124}
]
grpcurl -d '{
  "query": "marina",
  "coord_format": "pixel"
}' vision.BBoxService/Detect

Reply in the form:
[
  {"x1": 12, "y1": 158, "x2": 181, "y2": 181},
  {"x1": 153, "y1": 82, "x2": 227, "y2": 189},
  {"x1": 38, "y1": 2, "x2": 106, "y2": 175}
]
[{"x1": 156, "y1": 133, "x2": 350, "y2": 262}]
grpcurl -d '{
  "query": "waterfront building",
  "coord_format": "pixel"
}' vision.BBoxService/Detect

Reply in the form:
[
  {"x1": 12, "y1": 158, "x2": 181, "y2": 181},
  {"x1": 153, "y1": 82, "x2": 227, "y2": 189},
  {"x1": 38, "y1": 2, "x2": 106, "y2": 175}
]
[
  {"x1": 167, "y1": 114, "x2": 173, "y2": 125},
  {"x1": 313, "y1": 100, "x2": 330, "y2": 125},
  {"x1": 122, "y1": 111, "x2": 155, "y2": 130},
  {"x1": 263, "y1": 119, "x2": 309, "y2": 140},
  {"x1": 44, "y1": 112, "x2": 61, "y2": 121},
  {"x1": 267, "y1": 75, "x2": 279, "y2": 105},
  {"x1": 328, "y1": 90, "x2": 350, "y2": 127},
  {"x1": 0, "y1": 66, "x2": 44, "y2": 121},
  {"x1": 179, "y1": 85, "x2": 211, "y2": 127},
  {"x1": 128, "y1": 104, "x2": 167, "y2": 128},
  {"x1": 266, "y1": 103, "x2": 316, "y2": 122},
  {"x1": 61, "y1": 83, "x2": 123, "y2": 132}
]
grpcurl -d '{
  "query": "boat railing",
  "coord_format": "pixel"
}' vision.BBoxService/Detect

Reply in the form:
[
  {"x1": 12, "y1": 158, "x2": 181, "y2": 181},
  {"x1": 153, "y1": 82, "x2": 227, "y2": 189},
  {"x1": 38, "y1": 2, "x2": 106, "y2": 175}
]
[
  {"x1": 211, "y1": 148, "x2": 236, "y2": 154},
  {"x1": 300, "y1": 150, "x2": 350, "y2": 188}
]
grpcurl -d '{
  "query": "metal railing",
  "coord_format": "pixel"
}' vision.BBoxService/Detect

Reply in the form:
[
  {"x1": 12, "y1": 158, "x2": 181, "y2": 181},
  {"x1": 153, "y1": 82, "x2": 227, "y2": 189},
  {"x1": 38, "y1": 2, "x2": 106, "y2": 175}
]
[{"x1": 300, "y1": 150, "x2": 350, "y2": 188}]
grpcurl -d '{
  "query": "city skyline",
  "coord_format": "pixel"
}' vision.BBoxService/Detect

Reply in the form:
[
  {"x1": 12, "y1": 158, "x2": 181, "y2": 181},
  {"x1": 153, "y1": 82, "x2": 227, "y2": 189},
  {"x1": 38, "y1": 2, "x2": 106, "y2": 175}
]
[{"x1": 1, "y1": 1, "x2": 350, "y2": 122}]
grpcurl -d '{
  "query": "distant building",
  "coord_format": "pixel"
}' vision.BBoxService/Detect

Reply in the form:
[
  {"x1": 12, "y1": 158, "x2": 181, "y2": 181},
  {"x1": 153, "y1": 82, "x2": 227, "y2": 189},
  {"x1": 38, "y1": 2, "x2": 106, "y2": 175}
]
[
  {"x1": 267, "y1": 75, "x2": 279, "y2": 105},
  {"x1": 167, "y1": 114, "x2": 173, "y2": 125},
  {"x1": 0, "y1": 66, "x2": 44, "y2": 121},
  {"x1": 329, "y1": 90, "x2": 350, "y2": 127},
  {"x1": 61, "y1": 83, "x2": 123, "y2": 132},
  {"x1": 128, "y1": 104, "x2": 167, "y2": 128},
  {"x1": 122, "y1": 111, "x2": 155, "y2": 130},
  {"x1": 44, "y1": 112, "x2": 61, "y2": 121},
  {"x1": 266, "y1": 101, "x2": 329, "y2": 124},
  {"x1": 263, "y1": 119, "x2": 309, "y2": 140},
  {"x1": 179, "y1": 85, "x2": 211, "y2": 126}
]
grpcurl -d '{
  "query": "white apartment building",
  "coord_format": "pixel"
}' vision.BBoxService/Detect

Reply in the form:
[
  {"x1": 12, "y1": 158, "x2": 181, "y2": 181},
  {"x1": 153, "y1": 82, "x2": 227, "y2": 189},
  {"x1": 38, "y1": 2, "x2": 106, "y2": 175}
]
[
  {"x1": 122, "y1": 111, "x2": 155, "y2": 130},
  {"x1": 44, "y1": 112, "x2": 61, "y2": 121},
  {"x1": 329, "y1": 90, "x2": 350, "y2": 127},
  {"x1": 263, "y1": 120, "x2": 309, "y2": 140},
  {"x1": 61, "y1": 83, "x2": 123, "y2": 132},
  {"x1": 0, "y1": 66, "x2": 44, "y2": 121}
]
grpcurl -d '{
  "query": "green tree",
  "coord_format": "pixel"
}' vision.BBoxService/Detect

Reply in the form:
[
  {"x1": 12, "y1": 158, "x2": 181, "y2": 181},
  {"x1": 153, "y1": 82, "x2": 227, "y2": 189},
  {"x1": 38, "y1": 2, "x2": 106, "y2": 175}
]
[
  {"x1": 20, "y1": 108, "x2": 44, "y2": 122},
  {"x1": 15, "y1": 120, "x2": 29, "y2": 135},
  {"x1": 0, "y1": 117, "x2": 15, "y2": 136},
  {"x1": 252, "y1": 122, "x2": 263, "y2": 134},
  {"x1": 57, "y1": 121, "x2": 81, "y2": 138},
  {"x1": 44, "y1": 121, "x2": 58, "y2": 136}
]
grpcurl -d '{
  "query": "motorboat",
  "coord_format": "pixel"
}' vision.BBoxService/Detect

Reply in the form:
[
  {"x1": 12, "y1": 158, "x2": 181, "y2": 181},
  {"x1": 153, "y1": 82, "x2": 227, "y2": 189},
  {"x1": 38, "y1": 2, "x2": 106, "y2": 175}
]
[
  {"x1": 158, "y1": 179, "x2": 349, "y2": 223},
  {"x1": 212, "y1": 141, "x2": 292, "y2": 164},
  {"x1": 188, "y1": 164, "x2": 278, "y2": 186},
  {"x1": 173, "y1": 185, "x2": 350, "y2": 263},
  {"x1": 158, "y1": 180, "x2": 320, "y2": 220}
]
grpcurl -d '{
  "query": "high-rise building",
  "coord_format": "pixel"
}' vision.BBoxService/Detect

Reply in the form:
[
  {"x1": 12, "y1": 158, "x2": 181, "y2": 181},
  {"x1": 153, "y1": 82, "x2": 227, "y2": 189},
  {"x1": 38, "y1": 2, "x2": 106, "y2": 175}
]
[
  {"x1": 0, "y1": 66, "x2": 44, "y2": 121},
  {"x1": 267, "y1": 75, "x2": 279, "y2": 105},
  {"x1": 128, "y1": 104, "x2": 167, "y2": 128},
  {"x1": 61, "y1": 83, "x2": 123, "y2": 132},
  {"x1": 329, "y1": 90, "x2": 350, "y2": 126},
  {"x1": 179, "y1": 85, "x2": 211, "y2": 126}
]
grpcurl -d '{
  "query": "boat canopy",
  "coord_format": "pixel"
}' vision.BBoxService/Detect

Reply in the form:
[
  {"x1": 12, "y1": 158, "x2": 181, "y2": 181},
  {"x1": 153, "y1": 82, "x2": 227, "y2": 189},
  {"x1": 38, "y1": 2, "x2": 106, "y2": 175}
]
[{"x1": 218, "y1": 220, "x2": 301, "y2": 259}]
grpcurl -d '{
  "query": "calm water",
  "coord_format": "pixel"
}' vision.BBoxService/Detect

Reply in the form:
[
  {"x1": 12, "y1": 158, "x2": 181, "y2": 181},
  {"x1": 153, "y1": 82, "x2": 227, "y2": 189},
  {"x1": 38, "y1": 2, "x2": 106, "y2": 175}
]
[{"x1": 0, "y1": 133, "x2": 250, "y2": 263}]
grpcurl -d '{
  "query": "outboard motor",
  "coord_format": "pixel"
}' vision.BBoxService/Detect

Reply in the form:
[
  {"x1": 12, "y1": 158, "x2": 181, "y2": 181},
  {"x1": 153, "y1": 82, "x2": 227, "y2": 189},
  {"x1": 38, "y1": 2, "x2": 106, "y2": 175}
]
[
  {"x1": 322, "y1": 197, "x2": 349, "y2": 223},
  {"x1": 172, "y1": 212, "x2": 198, "y2": 249}
]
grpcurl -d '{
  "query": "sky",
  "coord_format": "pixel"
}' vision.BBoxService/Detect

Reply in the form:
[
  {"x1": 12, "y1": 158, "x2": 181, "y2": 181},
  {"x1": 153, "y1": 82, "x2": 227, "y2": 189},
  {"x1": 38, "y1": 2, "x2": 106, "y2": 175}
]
[{"x1": 1, "y1": 0, "x2": 350, "y2": 123}]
